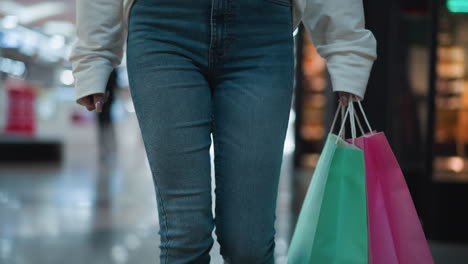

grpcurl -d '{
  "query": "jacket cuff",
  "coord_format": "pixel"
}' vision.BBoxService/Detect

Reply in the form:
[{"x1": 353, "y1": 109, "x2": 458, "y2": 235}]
[
  {"x1": 73, "y1": 63, "x2": 113, "y2": 103},
  {"x1": 325, "y1": 52, "x2": 375, "y2": 101}
]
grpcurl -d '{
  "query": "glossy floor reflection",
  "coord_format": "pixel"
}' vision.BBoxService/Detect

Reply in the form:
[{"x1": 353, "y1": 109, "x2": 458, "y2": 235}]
[
  {"x1": 0, "y1": 106, "x2": 295, "y2": 264},
  {"x1": 2, "y1": 105, "x2": 465, "y2": 264}
]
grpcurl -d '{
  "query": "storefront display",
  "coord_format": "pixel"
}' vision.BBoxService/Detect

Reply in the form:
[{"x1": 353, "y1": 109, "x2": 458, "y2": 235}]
[
  {"x1": 386, "y1": 0, "x2": 468, "y2": 242},
  {"x1": 291, "y1": 0, "x2": 468, "y2": 242},
  {"x1": 433, "y1": 8, "x2": 468, "y2": 182},
  {"x1": 0, "y1": 16, "x2": 69, "y2": 161},
  {"x1": 3, "y1": 78, "x2": 37, "y2": 136}
]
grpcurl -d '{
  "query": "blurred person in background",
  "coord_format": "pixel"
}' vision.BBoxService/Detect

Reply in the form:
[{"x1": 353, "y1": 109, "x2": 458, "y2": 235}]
[
  {"x1": 97, "y1": 69, "x2": 116, "y2": 129},
  {"x1": 97, "y1": 68, "x2": 117, "y2": 162},
  {"x1": 69, "y1": 0, "x2": 377, "y2": 263}
]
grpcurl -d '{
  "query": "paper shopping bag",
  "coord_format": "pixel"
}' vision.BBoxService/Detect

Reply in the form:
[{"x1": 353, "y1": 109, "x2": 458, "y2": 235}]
[
  {"x1": 287, "y1": 132, "x2": 368, "y2": 264},
  {"x1": 348, "y1": 132, "x2": 434, "y2": 264},
  {"x1": 344, "y1": 99, "x2": 434, "y2": 264},
  {"x1": 287, "y1": 133, "x2": 339, "y2": 263}
]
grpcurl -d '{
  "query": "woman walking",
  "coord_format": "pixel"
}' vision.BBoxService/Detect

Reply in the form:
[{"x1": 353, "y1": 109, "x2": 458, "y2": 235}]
[{"x1": 69, "y1": 0, "x2": 377, "y2": 263}]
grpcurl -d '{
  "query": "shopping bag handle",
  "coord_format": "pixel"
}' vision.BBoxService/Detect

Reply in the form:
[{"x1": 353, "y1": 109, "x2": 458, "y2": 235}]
[
  {"x1": 346, "y1": 95, "x2": 374, "y2": 136},
  {"x1": 330, "y1": 95, "x2": 376, "y2": 144},
  {"x1": 330, "y1": 96, "x2": 358, "y2": 144},
  {"x1": 331, "y1": 96, "x2": 374, "y2": 134},
  {"x1": 352, "y1": 96, "x2": 374, "y2": 135},
  {"x1": 354, "y1": 110, "x2": 365, "y2": 136},
  {"x1": 330, "y1": 101, "x2": 346, "y2": 135},
  {"x1": 342, "y1": 101, "x2": 357, "y2": 144}
]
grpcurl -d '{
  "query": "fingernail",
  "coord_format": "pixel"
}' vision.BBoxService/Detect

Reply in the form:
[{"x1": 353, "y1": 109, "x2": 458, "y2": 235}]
[{"x1": 95, "y1": 101, "x2": 102, "y2": 112}]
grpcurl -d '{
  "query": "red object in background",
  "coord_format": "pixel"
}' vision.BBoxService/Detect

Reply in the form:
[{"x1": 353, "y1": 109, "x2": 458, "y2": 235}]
[
  {"x1": 71, "y1": 109, "x2": 95, "y2": 125},
  {"x1": 4, "y1": 78, "x2": 37, "y2": 136}
]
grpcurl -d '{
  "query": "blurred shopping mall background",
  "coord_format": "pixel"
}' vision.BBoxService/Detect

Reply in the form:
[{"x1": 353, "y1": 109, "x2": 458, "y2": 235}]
[{"x1": 1, "y1": 0, "x2": 468, "y2": 263}]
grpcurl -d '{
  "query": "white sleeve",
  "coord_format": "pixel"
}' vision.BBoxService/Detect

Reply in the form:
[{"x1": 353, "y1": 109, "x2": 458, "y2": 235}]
[
  {"x1": 301, "y1": 0, "x2": 377, "y2": 100},
  {"x1": 68, "y1": 0, "x2": 125, "y2": 103}
]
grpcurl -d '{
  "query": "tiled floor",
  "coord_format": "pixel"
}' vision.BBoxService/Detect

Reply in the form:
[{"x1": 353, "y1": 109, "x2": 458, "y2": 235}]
[{"x1": 0, "y1": 105, "x2": 295, "y2": 264}]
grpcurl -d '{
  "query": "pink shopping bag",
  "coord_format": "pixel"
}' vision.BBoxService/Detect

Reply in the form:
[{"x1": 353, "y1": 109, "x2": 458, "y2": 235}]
[{"x1": 345, "y1": 101, "x2": 434, "y2": 264}]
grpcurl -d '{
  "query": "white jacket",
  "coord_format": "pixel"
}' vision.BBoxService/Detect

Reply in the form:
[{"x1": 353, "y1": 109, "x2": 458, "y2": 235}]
[{"x1": 69, "y1": 0, "x2": 377, "y2": 102}]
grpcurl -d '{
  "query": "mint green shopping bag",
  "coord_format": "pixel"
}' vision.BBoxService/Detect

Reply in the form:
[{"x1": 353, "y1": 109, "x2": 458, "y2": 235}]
[{"x1": 287, "y1": 102, "x2": 368, "y2": 264}]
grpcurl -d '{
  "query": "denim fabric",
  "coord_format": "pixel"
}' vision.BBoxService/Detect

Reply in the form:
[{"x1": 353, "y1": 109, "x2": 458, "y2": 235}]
[{"x1": 126, "y1": 0, "x2": 294, "y2": 263}]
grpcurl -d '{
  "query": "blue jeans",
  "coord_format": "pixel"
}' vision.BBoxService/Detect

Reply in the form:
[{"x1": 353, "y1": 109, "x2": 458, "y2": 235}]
[{"x1": 126, "y1": 0, "x2": 294, "y2": 263}]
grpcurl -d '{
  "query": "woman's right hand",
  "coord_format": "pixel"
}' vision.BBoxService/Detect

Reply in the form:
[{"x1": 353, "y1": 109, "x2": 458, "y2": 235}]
[{"x1": 77, "y1": 92, "x2": 109, "y2": 113}]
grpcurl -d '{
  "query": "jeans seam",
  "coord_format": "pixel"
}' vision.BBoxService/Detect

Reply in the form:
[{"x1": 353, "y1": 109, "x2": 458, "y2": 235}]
[
  {"x1": 224, "y1": 0, "x2": 235, "y2": 56},
  {"x1": 209, "y1": 0, "x2": 216, "y2": 71},
  {"x1": 154, "y1": 165, "x2": 170, "y2": 264}
]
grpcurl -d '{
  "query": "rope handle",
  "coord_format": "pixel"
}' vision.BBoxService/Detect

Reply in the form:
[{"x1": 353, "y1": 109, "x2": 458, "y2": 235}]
[{"x1": 330, "y1": 95, "x2": 375, "y2": 145}]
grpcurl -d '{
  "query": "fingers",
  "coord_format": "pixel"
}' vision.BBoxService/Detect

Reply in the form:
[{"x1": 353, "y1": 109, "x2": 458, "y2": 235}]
[
  {"x1": 78, "y1": 96, "x2": 96, "y2": 111},
  {"x1": 338, "y1": 92, "x2": 349, "y2": 106},
  {"x1": 338, "y1": 92, "x2": 358, "y2": 107},
  {"x1": 93, "y1": 93, "x2": 105, "y2": 113},
  {"x1": 339, "y1": 95, "x2": 349, "y2": 106},
  {"x1": 77, "y1": 93, "x2": 106, "y2": 112}
]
